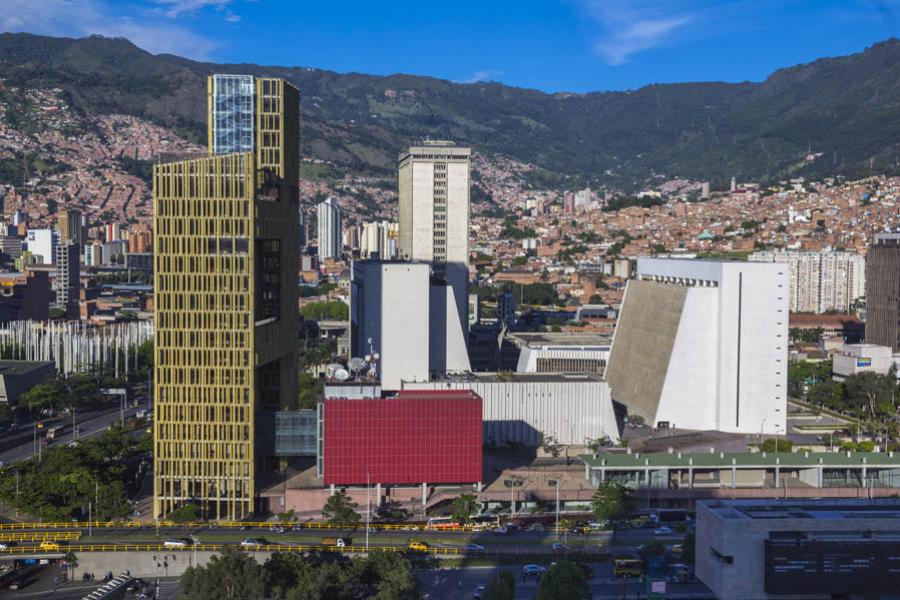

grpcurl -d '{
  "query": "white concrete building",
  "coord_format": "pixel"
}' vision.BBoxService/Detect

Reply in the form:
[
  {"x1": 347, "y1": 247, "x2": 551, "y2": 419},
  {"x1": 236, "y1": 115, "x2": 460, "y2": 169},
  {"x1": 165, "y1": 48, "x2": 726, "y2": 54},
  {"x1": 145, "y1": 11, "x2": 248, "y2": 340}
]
[
  {"x1": 606, "y1": 258, "x2": 787, "y2": 434},
  {"x1": 833, "y1": 343, "x2": 900, "y2": 380},
  {"x1": 748, "y1": 250, "x2": 865, "y2": 313},
  {"x1": 398, "y1": 141, "x2": 471, "y2": 333},
  {"x1": 509, "y1": 332, "x2": 612, "y2": 376},
  {"x1": 317, "y1": 197, "x2": 342, "y2": 260},
  {"x1": 350, "y1": 261, "x2": 470, "y2": 391},
  {"x1": 402, "y1": 373, "x2": 619, "y2": 446},
  {"x1": 25, "y1": 229, "x2": 57, "y2": 265}
]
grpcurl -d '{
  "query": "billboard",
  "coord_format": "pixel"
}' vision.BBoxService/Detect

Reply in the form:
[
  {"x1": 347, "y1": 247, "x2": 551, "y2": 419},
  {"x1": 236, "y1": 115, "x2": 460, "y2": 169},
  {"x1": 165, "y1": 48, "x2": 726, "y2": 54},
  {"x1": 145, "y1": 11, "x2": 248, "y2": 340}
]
[
  {"x1": 323, "y1": 390, "x2": 482, "y2": 485},
  {"x1": 856, "y1": 357, "x2": 872, "y2": 367}
]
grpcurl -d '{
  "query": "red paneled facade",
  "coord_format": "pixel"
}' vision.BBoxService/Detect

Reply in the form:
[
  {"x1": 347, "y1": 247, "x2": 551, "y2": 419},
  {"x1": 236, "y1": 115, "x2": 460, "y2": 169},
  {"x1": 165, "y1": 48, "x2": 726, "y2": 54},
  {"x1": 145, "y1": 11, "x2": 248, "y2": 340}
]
[{"x1": 323, "y1": 390, "x2": 483, "y2": 485}]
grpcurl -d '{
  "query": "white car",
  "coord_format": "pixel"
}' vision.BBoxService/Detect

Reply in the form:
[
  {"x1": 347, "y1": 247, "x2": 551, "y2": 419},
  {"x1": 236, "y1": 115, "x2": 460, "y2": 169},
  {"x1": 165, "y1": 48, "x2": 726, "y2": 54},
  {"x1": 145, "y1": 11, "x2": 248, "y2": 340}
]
[
  {"x1": 654, "y1": 526, "x2": 673, "y2": 536},
  {"x1": 0, "y1": 543, "x2": 9, "y2": 550},
  {"x1": 522, "y1": 564, "x2": 547, "y2": 575},
  {"x1": 474, "y1": 585, "x2": 486, "y2": 599},
  {"x1": 163, "y1": 539, "x2": 188, "y2": 547},
  {"x1": 241, "y1": 538, "x2": 266, "y2": 548},
  {"x1": 464, "y1": 543, "x2": 485, "y2": 553}
]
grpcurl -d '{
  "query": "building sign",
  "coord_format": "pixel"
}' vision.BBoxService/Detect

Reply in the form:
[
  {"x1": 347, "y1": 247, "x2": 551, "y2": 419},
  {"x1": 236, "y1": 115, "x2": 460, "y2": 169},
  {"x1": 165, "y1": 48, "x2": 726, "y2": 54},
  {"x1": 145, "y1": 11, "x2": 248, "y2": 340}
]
[{"x1": 857, "y1": 357, "x2": 872, "y2": 367}]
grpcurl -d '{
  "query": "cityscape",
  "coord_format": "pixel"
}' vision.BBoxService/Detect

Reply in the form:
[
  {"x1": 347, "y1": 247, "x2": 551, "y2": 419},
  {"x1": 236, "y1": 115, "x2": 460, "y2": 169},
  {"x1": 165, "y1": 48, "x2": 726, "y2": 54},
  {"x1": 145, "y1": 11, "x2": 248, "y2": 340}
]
[{"x1": 0, "y1": 2, "x2": 899, "y2": 599}]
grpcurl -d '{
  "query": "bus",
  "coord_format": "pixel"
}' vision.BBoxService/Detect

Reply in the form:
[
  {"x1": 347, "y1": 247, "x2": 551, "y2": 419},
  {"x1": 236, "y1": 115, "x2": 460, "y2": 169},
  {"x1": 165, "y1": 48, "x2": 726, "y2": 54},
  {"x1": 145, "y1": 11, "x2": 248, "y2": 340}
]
[
  {"x1": 425, "y1": 517, "x2": 462, "y2": 530},
  {"x1": 613, "y1": 557, "x2": 643, "y2": 578},
  {"x1": 471, "y1": 515, "x2": 501, "y2": 531}
]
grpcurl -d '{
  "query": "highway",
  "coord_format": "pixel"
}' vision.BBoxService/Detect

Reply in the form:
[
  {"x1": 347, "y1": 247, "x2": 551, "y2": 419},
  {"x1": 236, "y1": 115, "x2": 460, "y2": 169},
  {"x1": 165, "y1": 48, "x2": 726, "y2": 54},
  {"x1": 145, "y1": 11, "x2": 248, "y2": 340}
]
[{"x1": 0, "y1": 404, "x2": 145, "y2": 466}]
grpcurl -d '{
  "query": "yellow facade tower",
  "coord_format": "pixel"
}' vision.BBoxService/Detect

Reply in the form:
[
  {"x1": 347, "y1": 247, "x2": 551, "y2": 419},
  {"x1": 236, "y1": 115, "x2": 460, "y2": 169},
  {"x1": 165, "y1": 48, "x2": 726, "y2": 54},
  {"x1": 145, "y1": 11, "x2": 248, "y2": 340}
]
[{"x1": 153, "y1": 75, "x2": 299, "y2": 520}]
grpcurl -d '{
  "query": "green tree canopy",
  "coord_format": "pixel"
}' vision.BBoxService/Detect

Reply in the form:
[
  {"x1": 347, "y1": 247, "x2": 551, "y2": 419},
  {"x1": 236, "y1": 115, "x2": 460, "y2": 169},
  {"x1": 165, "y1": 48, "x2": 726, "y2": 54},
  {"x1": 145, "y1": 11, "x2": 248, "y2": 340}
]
[
  {"x1": 301, "y1": 300, "x2": 349, "y2": 321},
  {"x1": 181, "y1": 546, "x2": 265, "y2": 600},
  {"x1": 450, "y1": 493, "x2": 479, "y2": 524},
  {"x1": 483, "y1": 571, "x2": 515, "y2": 600},
  {"x1": 590, "y1": 480, "x2": 635, "y2": 524},
  {"x1": 535, "y1": 560, "x2": 591, "y2": 600},
  {"x1": 322, "y1": 489, "x2": 361, "y2": 528}
]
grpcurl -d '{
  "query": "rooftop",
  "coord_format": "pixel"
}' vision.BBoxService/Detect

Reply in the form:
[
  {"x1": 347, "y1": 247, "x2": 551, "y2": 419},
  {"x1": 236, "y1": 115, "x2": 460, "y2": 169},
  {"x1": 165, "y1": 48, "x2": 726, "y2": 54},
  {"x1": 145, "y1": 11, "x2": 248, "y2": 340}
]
[
  {"x1": 506, "y1": 331, "x2": 612, "y2": 348},
  {"x1": 0, "y1": 360, "x2": 54, "y2": 376},
  {"x1": 425, "y1": 372, "x2": 604, "y2": 384},
  {"x1": 580, "y1": 451, "x2": 900, "y2": 469},
  {"x1": 701, "y1": 498, "x2": 900, "y2": 521}
]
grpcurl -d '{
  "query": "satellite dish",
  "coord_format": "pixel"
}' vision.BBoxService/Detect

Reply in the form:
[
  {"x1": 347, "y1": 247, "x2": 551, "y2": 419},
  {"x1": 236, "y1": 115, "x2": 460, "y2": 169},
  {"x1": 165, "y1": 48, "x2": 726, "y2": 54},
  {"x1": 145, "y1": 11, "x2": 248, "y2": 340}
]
[
  {"x1": 348, "y1": 357, "x2": 367, "y2": 378},
  {"x1": 326, "y1": 363, "x2": 344, "y2": 377},
  {"x1": 333, "y1": 368, "x2": 350, "y2": 382}
]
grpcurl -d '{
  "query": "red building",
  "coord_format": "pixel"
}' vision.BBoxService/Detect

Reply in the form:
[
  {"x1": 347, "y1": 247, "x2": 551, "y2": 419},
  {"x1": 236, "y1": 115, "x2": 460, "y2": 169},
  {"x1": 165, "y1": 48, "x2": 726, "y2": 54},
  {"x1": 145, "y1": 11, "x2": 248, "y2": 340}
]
[{"x1": 322, "y1": 390, "x2": 482, "y2": 486}]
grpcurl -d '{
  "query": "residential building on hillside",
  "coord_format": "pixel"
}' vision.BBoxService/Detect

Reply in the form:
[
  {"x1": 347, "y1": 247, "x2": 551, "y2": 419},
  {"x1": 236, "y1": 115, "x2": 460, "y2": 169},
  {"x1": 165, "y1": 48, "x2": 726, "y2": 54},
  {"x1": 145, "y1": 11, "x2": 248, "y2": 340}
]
[
  {"x1": 749, "y1": 250, "x2": 865, "y2": 313},
  {"x1": 153, "y1": 74, "x2": 299, "y2": 520},
  {"x1": 606, "y1": 258, "x2": 787, "y2": 434},
  {"x1": 54, "y1": 242, "x2": 80, "y2": 319}
]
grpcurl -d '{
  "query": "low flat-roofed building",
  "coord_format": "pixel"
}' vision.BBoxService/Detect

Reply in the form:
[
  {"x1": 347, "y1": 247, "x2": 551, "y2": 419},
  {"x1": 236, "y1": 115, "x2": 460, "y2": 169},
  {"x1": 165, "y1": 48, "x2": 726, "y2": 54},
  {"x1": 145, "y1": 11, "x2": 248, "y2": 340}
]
[
  {"x1": 403, "y1": 372, "x2": 619, "y2": 446},
  {"x1": 832, "y1": 343, "x2": 900, "y2": 380},
  {"x1": 580, "y1": 451, "x2": 900, "y2": 500},
  {"x1": 0, "y1": 360, "x2": 55, "y2": 405},
  {"x1": 628, "y1": 430, "x2": 747, "y2": 454},
  {"x1": 507, "y1": 331, "x2": 612, "y2": 376},
  {"x1": 696, "y1": 498, "x2": 900, "y2": 599}
]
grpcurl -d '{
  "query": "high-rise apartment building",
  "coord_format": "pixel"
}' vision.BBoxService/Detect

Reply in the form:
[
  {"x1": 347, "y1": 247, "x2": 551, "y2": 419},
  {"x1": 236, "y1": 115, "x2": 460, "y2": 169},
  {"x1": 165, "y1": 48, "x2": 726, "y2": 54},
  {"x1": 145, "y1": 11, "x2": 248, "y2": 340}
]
[
  {"x1": 398, "y1": 140, "x2": 471, "y2": 333},
  {"x1": 54, "y1": 242, "x2": 80, "y2": 319},
  {"x1": 153, "y1": 74, "x2": 299, "y2": 520},
  {"x1": 865, "y1": 234, "x2": 900, "y2": 352},
  {"x1": 749, "y1": 250, "x2": 865, "y2": 314},
  {"x1": 317, "y1": 197, "x2": 342, "y2": 260},
  {"x1": 360, "y1": 220, "x2": 398, "y2": 260}
]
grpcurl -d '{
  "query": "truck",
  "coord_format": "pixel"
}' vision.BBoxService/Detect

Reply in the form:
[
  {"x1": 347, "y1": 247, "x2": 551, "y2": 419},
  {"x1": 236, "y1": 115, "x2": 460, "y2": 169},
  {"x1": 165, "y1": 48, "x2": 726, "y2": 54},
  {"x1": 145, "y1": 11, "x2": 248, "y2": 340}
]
[{"x1": 320, "y1": 537, "x2": 350, "y2": 548}]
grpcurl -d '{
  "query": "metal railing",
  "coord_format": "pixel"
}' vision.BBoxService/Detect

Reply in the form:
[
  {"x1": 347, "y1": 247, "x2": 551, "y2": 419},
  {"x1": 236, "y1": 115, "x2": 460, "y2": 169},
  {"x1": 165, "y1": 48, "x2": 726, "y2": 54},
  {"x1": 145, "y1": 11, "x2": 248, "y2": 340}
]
[
  {"x1": 0, "y1": 531, "x2": 81, "y2": 542},
  {"x1": 0, "y1": 520, "x2": 488, "y2": 532}
]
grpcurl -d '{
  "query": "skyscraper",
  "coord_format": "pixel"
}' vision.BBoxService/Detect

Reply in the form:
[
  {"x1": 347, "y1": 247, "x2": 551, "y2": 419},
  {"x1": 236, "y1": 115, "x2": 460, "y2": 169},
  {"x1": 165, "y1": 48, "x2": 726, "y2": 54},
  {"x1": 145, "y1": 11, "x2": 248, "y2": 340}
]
[
  {"x1": 54, "y1": 242, "x2": 79, "y2": 320},
  {"x1": 398, "y1": 140, "x2": 471, "y2": 332},
  {"x1": 317, "y1": 197, "x2": 342, "y2": 260},
  {"x1": 56, "y1": 208, "x2": 82, "y2": 246},
  {"x1": 749, "y1": 250, "x2": 865, "y2": 314},
  {"x1": 153, "y1": 74, "x2": 299, "y2": 520},
  {"x1": 866, "y1": 234, "x2": 900, "y2": 352}
]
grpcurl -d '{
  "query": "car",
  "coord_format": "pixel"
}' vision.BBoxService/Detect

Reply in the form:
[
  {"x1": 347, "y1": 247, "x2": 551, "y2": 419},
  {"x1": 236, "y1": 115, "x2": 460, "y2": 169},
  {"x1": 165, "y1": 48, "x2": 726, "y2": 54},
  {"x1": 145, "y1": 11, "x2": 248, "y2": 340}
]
[
  {"x1": 163, "y1": 539, "x2": 188, "y2": 548},
  {"x1": 589, "y1": 520, "x2": 609, "y2": 530},
  {"x1": 552, "y1": 543, "x2": 569, "y2": 552},
  {"x1": 0, "y1": 543, "x2": 8, "y2": 550},
  {"x1": 464, "y1": 543, "x2": 485, "y2": 553},
  {"x1": 527, "y1": 523, "x2": 545, "y2": 532},
  {"x1": 39, "y1": 541, "x2": 61, "y2": 551},
  {"x1": 407, "y1": 540, "x2": 430, "y2": 552},
  {"x1": 654, "y1": 526, "x2": 673, "y2": 536},
  {"x1": 522, "y1": 564, "x2": 547, "y2": 575},
  {"x1": 473, "y1": 584, "x2": 486, "y2": 599},
  {"x1": 670, "y1": 544, "x2": 684, "y2": 555},
  {"x1": 493, "y1": 526, "x2": 508, "y2": 534},
  {"x1": 241, "y1": 538, "x2": 266, "y2": 548}
]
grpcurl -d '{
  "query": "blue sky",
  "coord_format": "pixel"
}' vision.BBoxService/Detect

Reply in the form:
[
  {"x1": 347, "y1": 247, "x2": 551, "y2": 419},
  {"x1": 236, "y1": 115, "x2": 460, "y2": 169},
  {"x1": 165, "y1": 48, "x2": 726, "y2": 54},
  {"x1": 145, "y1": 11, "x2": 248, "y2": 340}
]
[{"x1": 1, "y1": 0, "x2": 899, "y2": 92}]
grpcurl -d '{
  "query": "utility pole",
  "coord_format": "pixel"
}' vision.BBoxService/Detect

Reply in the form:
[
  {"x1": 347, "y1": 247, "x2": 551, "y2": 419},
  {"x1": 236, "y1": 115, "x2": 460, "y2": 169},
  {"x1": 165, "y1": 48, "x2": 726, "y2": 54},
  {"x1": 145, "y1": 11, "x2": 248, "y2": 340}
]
[
  {"x1": 366, "y1": 469, "x2": 371, "y2": 552},
  {"x1": 88, "y1": 501, "x2": 92, "y2": 537}
]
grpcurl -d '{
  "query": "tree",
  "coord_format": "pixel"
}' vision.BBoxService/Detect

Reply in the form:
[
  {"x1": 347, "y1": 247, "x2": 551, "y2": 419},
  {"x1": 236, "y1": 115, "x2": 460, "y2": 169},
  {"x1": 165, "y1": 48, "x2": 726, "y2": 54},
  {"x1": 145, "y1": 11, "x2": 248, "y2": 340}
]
[
  {"x1": 483, "y1": 571, "x2": 515, "y2": 600},
  {"x1": 181, "y1": 546, "x2": 265, "y2": 600},
  {"x1": 590, "y1": 481, "x2": 634, "y2": 524},
  {"x1": 450, "y1": 493, "x2": 479, "y2": 524},
  {"x1": 322, "y1": 489, "x2": 361, "y2": 528},
  {"x1": 845, "y1": 372, "x2": 896, "y2": 419},
  {"x1": 167, "y1": 503, "x2": 201, "y2": 522},
  {"x1": 535, "y1": 560, "x2": 591, "y2": 600},
  {"x1": 540, "y1": 433, "x2": 562, "y2": 458},
  {"x1": 301, "y1": 300, "x2": 349, "y2": 321}
]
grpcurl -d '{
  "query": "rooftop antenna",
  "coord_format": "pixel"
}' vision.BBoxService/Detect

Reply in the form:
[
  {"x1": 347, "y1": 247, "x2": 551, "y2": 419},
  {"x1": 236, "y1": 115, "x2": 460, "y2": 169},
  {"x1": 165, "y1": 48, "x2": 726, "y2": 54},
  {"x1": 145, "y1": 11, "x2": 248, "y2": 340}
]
[
  {"x1": 366, "y1": 337, "x2": 380, "y2": 380},
  {"x1": 348, "y1": 356, "x2": 367, "y2": 381}
]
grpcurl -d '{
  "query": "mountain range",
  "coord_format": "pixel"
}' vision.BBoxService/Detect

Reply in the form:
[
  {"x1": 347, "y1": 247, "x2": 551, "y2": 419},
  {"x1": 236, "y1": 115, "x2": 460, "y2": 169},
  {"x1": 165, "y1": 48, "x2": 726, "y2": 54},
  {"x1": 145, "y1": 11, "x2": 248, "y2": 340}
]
[{"x1": 2, "y1": 32, "x2": 900, "y2": 190}]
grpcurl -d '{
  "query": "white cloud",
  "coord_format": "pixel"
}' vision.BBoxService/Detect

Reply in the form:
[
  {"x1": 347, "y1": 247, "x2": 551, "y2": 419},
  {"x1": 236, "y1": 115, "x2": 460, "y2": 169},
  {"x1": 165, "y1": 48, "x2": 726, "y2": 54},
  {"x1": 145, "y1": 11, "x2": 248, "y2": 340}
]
[
  {"x1": 459, "y1": 70, "x2": 503, "y2": 84},
  {"x1": 0, "y1": 0, "x2": 220, "y2": 59},
  {"x1": 577, "y1": 1, "x2": 695, "y2": 65},
  {"x1": 152, "y1": 0, "x2": 234, "y2": 18}
]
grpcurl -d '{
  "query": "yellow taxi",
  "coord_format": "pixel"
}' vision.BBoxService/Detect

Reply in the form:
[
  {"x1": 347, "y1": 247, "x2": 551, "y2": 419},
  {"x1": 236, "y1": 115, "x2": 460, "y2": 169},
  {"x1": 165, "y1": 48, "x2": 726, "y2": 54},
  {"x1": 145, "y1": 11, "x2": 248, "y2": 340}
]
[
  {"x1": 407, "y1": 540, "x2": 430, "y2": 552},
  {"x1": 39, "y1": 541, "x2": 61, "y2": 552}
]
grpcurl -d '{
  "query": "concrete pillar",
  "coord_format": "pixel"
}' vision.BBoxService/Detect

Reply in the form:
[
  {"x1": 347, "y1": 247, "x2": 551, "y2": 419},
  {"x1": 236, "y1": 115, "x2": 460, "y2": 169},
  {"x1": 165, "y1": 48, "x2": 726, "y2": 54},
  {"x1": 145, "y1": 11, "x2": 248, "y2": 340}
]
[
  {"x1": 731, "y1": 466, "x2": 737, "y2": 489},
  {"x1": 817, "y1": 467, "x2": 823, "y2": 488},
  {"x1": 422, "y1": 482, "x2": 427, "y2": 507},
  {"x1": 376, "y1": 483, "x2": 382, "y2": 506},
  {"x1": 688, "y1": 468, "x2": 694, "y2": 489},
  {"x1": 861, "y1": 466, "x2": 867, "y2": 488},
  {"x1": 329, "y1": 484, "x2": 335, "y2": 495},
  {"x1": 775, "y1": 467, "x2": 780, "y2": 489}
]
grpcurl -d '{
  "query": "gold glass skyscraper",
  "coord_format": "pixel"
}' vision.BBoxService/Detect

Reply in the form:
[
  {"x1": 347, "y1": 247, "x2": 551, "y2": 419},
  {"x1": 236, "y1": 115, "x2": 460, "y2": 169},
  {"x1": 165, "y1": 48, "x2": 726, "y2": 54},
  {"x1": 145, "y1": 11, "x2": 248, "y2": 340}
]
[{"x1": 153, "y1": 75, "x2": 299, "y2": 520}]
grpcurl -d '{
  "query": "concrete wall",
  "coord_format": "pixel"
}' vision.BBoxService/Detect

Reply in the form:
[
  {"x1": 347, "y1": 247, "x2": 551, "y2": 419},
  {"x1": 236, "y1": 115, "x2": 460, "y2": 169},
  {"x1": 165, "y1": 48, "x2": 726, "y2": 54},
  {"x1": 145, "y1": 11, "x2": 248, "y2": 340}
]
[{"x1": 73, "y1": 550, "x2": 276, "y2": 579}]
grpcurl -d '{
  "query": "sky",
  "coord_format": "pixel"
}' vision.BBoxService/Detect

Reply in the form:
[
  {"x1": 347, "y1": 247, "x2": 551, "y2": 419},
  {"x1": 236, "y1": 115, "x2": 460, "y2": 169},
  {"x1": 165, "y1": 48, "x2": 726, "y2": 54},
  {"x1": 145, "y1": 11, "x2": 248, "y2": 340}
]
[{"x1": 1, "y1": 0, "x2": 899, "y2": 92}]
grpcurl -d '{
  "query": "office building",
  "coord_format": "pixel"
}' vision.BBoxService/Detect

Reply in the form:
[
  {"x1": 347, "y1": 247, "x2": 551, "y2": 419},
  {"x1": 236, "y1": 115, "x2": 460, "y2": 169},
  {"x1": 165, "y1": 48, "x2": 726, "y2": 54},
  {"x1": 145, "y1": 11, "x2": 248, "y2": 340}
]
[
  {"x1": 26, "y1": 229, "x2": 56, "y2": 264},
  {"x1": 403, "y1": 373, "x2": 618, "y2": 446},
  {"x1": 317, "y1": 197, "x2": 342, "y2": 260},
  {"x1": 104, "y1": 223, "x2": 121, "y2": 243},
  {"x1": 153, "y1": 74, "x2": 299, "y2": 520},
  {"x1": 606, "y1": 258, "x2": 787, "y2": 434},
  {"x1": 749, "y1": 250, "x2": 865, "y2": 313},
  {"x1": 398, "y1": 141, "x2": 471, "y2": 335},
  {"x1": 865, "y1": 233, "x2": 900, "y2": 351},
  {"x1": 56, "y1": 208, "x2": 82, "y2": 246},
  {"x1": 832, "y1": 343, "x2": 900, "y2": 380},
  {"x1": 0, "y1": 236, "x2": 23, "y2": 261},
  {"x1": 696, "y1": 498, "x2": 900, "y2": 600},
  {"x1": 321, "y1": 390, "x2": 482, "y2": 487},
  {"x1": 351, "y1": 261, "x2": 470, "y2": 390},
  {"x1": 54, "y1": 242, "x2": 80, "y2": 319}
]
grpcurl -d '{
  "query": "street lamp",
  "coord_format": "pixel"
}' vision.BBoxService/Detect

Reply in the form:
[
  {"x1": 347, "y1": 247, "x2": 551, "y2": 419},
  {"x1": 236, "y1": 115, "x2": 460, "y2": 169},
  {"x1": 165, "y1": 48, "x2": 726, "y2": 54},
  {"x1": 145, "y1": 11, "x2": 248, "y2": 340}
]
[{"x1": 548, "y1": 479, "x2": 560, "y2": 540}]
